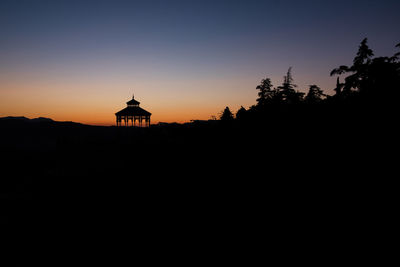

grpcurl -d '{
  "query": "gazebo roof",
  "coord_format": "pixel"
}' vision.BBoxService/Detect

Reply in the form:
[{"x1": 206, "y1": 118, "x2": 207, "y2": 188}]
[
  {"x1": 127, "y1": 98, "x2": 140, "y2": 106},
  {"x1": 115, "y1": 106, "x2": 151, "y2": 116}
]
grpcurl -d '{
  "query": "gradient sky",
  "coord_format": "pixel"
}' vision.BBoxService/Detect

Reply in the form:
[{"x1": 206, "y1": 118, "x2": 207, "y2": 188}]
[{"x1": 1, "y1": 0, "x2": 399, "y2": 125}]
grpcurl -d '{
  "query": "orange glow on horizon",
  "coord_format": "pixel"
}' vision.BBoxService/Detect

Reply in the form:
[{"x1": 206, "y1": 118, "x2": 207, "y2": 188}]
[{"x1": 0, "y1": 73, "x2": 258, "y2": 126}]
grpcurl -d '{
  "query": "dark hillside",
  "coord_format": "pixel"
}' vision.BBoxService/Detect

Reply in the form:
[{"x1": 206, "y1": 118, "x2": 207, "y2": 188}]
[{"x1": 1, "y1": 39, "x2": 398, "y2": 264}]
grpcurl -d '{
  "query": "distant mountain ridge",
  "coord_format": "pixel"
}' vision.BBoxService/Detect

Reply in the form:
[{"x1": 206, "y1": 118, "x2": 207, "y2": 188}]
[
  {"x1": 0, "y1": 116, "x2": 53, "y2": 122},
  {"x1": 0, "y1": 116, "x2": 83, "y2": 126}
]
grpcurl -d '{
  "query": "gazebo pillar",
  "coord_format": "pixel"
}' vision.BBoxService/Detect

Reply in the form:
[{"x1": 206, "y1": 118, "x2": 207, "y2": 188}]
[{"x1": 146, "y1": 116, "x2": 150, "y2": 127}]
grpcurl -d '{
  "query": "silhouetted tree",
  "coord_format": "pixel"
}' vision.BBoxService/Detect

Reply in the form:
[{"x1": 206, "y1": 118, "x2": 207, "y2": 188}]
[
  {"x1": 235, "y1": 106, "x2": 247, "y2": 120},
  {"x1": 256, "y1": 78, "x2": 275, "y2": 106},
  {"x1": 305, "y1": 85, "x2": 325, "y2": 103},
  {"x1": 331, "y1": 38, "x2": 400, "y2": 102},
  {"x1": 394, "y1": 43, "x2": 400, "y2": 58},
  {"x1": 330, "y1": 38, "x2": 374, "y2": 95},
  {"x1": 353, "y1": 38, "x2": 374, "y2": 66},
  {"x1": 333, "y1": 77, "x2": 344, "y2": 96},
  {"x1": 277, "y1": 68, "x2": 304, "y2": 103},
  {"x1": 220, "y1": 107, "x2": 234, "y2": 121},
  {"x1": 368, "y1": 53, "x2": 400, "y2": 101}
]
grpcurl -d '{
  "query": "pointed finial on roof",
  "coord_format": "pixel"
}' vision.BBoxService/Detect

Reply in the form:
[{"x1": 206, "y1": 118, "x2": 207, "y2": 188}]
[{"x1": 132, "y1": 93, "x2": 135, "y2": 99}]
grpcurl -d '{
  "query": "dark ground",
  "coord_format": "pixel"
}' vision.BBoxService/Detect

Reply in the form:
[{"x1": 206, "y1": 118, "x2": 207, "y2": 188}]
[{"x1": 0, "y1": 109, "x2": 396, "y2": 265}]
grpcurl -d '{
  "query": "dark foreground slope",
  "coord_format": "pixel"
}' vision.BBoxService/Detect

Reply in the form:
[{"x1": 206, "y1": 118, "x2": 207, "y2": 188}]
[
  {"x1": 0, "y1": 108, "x2": 395, "y2": 264},
  {"x1": 1, "y1": 108, "x2": 393, "y2": 209}
]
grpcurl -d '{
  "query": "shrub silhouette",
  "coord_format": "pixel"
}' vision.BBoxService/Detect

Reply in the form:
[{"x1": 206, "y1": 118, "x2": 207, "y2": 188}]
[
  {"x1": 220, "y1": 106, "x2": 234, "y2": 121},
  {"x1": 235, "y1": 106, "x2": 247, "y2": 121},
  {"x1": 305, "y1": 85, "x2": 325, "y2": 103}
]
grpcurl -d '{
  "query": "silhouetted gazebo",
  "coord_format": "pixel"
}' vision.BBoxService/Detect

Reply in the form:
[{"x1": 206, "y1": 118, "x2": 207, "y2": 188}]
[{"x1": 115, "y1": 95, "x2": 151, "y2": 127}]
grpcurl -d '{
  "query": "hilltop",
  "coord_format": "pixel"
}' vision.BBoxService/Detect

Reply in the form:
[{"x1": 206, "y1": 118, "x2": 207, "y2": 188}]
[{"x1": 1, "y1": 38, "x2": 397, "y2": 238}]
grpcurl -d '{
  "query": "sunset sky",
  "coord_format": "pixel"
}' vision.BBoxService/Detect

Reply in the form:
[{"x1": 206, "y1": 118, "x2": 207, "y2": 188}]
[{"x1": 1, "y1": 0, "x2": 399, "y2": 125}]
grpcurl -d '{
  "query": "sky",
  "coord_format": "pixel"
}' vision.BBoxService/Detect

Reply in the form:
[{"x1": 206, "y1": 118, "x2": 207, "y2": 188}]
[{"x1": 1, "y1": 0, "x2": 399, "y2": 125}]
